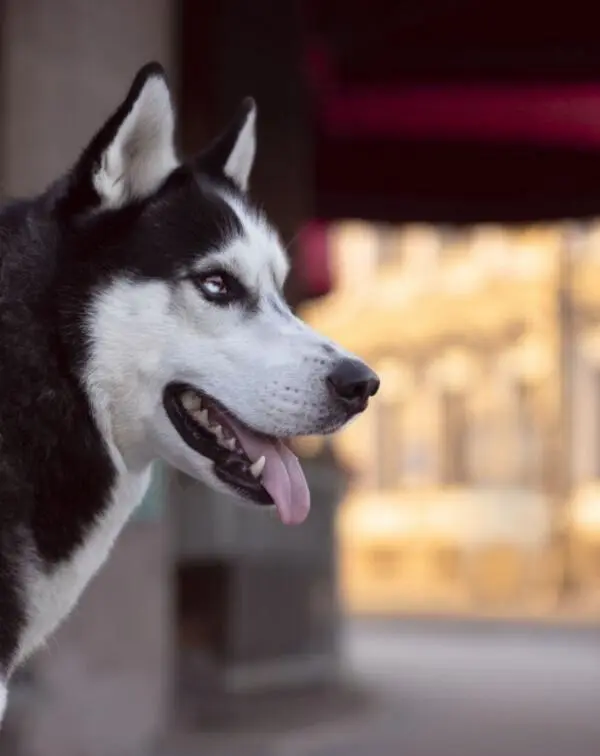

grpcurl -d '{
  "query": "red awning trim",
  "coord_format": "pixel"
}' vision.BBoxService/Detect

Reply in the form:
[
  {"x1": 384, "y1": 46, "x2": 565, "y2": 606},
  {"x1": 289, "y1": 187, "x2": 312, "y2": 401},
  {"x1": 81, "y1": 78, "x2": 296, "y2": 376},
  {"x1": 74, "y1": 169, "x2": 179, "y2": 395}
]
[
  {"x1": 296, "y1": 222, "x2": 332, "y2": 298},
  {"x1": 321, "y1": 84, "x2": 600, "y2": 148}
]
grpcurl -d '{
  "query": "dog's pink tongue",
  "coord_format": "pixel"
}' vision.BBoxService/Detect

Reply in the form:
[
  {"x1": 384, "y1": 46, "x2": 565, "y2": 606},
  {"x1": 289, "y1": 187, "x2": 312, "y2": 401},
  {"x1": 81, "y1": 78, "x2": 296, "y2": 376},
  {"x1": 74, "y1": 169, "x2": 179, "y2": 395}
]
[{"x1": 230, "y1": 427, "x2": 310, "y2": 525}]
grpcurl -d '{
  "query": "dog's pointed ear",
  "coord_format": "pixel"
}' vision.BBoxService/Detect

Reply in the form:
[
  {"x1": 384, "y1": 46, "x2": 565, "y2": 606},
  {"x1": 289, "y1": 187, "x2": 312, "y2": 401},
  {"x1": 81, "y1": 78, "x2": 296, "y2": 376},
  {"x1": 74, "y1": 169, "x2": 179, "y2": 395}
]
[
  {"x1": 195, "y1": 98, "x2": 256, "y2": 191},
  {"x1": 64, "y1": 62, "x2": 177, "y2": 213}
]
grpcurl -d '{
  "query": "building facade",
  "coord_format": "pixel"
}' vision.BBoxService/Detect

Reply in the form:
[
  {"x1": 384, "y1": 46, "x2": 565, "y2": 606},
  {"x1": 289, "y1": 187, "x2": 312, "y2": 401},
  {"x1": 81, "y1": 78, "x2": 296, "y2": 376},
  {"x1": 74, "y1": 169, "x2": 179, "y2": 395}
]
[{"x1": 301, "y1": 219, "x2": 600, "y2": 616}]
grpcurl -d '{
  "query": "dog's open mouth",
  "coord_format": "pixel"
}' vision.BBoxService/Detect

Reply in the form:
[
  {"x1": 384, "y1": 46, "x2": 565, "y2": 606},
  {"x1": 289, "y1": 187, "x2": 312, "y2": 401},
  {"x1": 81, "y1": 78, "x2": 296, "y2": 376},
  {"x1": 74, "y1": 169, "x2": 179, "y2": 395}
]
[{"x1": 163, "y1": 383, "x2": 310, "y2": 525}]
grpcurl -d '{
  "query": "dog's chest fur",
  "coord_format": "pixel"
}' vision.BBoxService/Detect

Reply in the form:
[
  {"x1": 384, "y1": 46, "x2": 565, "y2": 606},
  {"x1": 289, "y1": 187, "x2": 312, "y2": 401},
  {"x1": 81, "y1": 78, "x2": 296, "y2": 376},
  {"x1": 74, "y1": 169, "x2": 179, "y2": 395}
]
[{"x1": 17, "y1": 467, "x2": 151, "y2": 664}]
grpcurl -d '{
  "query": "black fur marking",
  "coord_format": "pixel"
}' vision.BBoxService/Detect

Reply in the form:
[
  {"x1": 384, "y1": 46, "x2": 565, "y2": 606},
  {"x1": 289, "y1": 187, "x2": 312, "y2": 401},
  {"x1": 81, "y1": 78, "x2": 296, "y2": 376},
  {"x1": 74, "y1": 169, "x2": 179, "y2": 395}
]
[
  {"x1": 0, "y1": 533, "x2": 26, "y2": 674},
  {"x1": 0, "y1": 195, "x2": 117, "y2": 567}
]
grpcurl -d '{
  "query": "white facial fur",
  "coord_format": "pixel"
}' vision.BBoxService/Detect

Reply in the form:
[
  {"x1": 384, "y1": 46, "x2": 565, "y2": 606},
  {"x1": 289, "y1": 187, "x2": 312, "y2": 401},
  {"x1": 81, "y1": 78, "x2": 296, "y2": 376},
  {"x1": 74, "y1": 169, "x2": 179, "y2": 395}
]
[{"x1": 84, "y1": 194, "x2": 355, "y2": 489}]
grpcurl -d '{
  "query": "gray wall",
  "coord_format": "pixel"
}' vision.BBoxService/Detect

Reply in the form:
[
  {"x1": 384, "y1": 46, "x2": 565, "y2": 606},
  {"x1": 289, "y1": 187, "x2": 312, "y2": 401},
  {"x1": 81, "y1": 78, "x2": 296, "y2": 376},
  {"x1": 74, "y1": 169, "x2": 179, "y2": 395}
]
[{"x1": 2, "y1": 0, "x2": 174, "y2": 196}]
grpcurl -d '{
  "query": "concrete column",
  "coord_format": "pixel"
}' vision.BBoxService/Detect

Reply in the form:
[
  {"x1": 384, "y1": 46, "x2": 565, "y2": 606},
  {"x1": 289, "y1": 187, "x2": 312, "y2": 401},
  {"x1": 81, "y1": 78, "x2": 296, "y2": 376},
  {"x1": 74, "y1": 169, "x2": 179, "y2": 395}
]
[
  {"x1": 1, "y1": 0, "x2": 174, "y2": 196},
  {"x1": 0, "y1": 3, "x2": 174, "y2": 754}
]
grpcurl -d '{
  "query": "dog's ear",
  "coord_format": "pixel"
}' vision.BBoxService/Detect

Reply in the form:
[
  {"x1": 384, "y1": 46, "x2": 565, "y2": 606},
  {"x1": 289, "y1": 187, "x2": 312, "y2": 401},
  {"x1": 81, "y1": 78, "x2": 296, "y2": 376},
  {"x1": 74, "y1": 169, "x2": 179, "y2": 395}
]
[
  {"x1": 63, "y1": 62, "x2": 177, "y2": 214},
  {"x1": 195, "y1": 98, "x2": 256, "y2": 191}
]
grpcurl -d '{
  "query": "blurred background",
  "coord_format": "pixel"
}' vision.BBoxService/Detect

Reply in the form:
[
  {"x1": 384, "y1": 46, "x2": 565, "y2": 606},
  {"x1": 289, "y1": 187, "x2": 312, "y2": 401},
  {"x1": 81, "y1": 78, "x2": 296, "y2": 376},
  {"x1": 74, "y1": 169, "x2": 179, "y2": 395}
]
[{"x1": 1, "y1": 1, "x2": 600, "y2": 755}]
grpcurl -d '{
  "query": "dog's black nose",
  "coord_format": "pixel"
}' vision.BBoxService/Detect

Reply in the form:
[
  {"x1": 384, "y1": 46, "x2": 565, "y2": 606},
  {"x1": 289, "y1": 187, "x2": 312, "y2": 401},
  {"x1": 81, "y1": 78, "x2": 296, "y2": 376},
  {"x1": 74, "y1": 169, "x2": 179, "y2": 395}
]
[{"x1": 326, "y1": 359, "x2": 380, "y2": 411}]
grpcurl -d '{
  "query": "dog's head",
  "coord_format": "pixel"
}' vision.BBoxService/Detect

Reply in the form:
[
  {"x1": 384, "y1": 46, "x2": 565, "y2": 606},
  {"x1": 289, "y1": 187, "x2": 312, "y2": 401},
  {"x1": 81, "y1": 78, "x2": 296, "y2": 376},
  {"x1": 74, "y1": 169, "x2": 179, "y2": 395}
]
[{"x1": 58, "y1": 63, "x2": 379, "y2": 525}]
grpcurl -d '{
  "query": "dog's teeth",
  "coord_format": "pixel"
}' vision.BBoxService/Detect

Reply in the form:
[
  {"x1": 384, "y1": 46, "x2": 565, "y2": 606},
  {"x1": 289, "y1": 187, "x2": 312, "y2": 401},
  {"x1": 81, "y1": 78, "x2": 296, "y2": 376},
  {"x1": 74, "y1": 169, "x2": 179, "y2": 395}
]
[
  {"x1": 197, "y1": 409, "x2": 209, "y2": 427},
  {"x1": 249, "y1": 456, "x2": 266, "y2": 478},
  {"x1": 182, "y1": 391, "x2": 202, "y2": 411},
  {"x1": 212, "y1": 423, "x2": 224, "y2": 439},
  {"x1": 223, "y1": 438, "x2": 236, "y2": 451}
]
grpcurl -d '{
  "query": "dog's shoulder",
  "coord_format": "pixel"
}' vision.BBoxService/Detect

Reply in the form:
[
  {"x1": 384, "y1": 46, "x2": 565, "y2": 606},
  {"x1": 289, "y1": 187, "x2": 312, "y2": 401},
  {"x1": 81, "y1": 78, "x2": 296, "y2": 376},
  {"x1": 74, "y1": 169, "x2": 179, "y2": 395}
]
[
  {"x1": 0, "y1": 191, "x2": 117, "y2": 566},
  {"x1": 0, "y1": 195, "x2": 58, "y2": 304}
]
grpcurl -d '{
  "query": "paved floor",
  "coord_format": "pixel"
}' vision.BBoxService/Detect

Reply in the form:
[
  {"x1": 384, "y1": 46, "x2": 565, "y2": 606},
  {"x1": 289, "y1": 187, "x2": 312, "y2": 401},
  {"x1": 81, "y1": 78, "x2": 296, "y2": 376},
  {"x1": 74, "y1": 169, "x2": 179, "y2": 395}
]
[{"x1": 169, "y1": 617, "x2": 600, "y2": 756}]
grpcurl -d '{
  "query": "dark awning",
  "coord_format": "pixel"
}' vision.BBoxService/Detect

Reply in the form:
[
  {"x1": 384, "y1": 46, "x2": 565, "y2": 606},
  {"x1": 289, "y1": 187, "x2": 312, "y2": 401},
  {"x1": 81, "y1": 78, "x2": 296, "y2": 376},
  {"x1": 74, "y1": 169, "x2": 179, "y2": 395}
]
[{"x1": 309, "y1": 0, "x2": 600, "y2": 223}]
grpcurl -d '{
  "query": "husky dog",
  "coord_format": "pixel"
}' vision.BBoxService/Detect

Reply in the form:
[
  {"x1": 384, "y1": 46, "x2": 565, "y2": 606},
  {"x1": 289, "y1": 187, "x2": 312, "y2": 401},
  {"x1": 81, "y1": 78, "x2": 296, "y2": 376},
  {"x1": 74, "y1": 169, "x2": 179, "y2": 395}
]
[{"x1": 0, "y1": 63, "x2": 379, "y2": 718}]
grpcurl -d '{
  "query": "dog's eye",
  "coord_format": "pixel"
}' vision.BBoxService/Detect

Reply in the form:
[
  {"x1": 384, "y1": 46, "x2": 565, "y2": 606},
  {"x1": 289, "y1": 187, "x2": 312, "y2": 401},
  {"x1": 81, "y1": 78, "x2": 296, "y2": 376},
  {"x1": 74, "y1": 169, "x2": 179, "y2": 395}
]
[
  {"x1": 202, "y1": 274, "x2": 227, "y2": 296},
  {"x1": 195, "y1": 272, "x2": 232, "y2": 302}
]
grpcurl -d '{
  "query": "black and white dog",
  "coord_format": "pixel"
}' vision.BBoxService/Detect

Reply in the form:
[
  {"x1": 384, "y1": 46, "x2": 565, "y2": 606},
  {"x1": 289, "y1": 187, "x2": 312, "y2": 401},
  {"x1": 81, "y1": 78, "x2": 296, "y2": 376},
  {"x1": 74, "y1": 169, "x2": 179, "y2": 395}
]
[{"x1": 0, "y1": 63, "x2": 379, "y2": 718}]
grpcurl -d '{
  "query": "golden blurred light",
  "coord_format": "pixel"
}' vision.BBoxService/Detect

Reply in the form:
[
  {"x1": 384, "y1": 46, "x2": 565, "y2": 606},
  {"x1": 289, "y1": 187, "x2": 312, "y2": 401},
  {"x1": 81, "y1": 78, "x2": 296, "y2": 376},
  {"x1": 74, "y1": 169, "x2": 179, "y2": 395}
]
[
  {"x1": 292, "y1": 435, "x2": 325, "y2": 458},
  {"x1": 430, "y1": 349, "x2": 478, "y2": 390},
  {"x1": 571, "y1": 485, "x2": 600, "y2": 534},
  {"x1": 581, "y1": 326, "x2": 600, "y2": 362},
  {"x1": 503, "y1": 336, "x2": 552, "y2": 383},
  {"x1": 302, "y1": 215, "x2": 600, "y2": 616},
  {"x1": 330, "y1": 220, "x2": 378, "y2": 292},
  {"x1": 397, "y1": 224, "x2": 442, "y2": 272},
  {"x1": 342, "y1": 495, "x2": 418, "y2": 540},
  {"x1": 374, "y1": 358, "x2": 412, "y2": 401},
  {"x1": 334, "y1": 406, "x2": 375, "y2": 474},
  {"x1": 471, "y1": 224, "x2": 509, "y2": 269}
]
